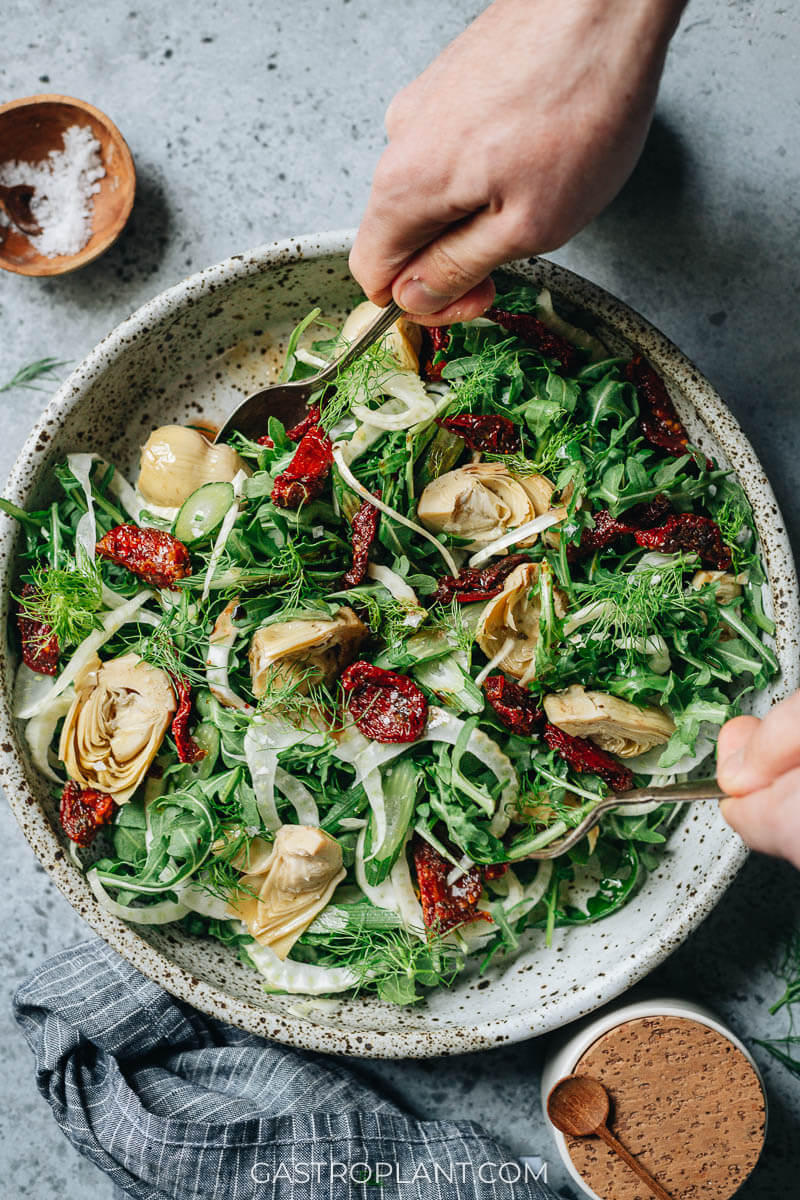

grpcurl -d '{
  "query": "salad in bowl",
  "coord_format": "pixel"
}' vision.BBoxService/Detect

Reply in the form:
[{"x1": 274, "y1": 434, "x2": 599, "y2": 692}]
[{"x1": 2, "y1": 279, "x2": 778, "y2": 1006}]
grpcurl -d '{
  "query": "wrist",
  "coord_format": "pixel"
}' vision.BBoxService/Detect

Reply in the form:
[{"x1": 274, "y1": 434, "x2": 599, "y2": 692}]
[{"x1": 490, "y1": 0, "x2": 687, "y2": 54}]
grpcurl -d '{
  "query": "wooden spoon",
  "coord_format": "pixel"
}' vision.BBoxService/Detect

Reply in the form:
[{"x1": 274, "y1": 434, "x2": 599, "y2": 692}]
[
  {"x1": 0, "y1": 183, "x2": 41, "y2": 235},
  {"x1": 547, "y1": 1074, "x2": 675, "y2": 1200}
]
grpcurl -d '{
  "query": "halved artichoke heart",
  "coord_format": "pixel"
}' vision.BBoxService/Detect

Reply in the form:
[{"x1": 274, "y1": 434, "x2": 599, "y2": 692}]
[
  {"x1": 249, "y1": 607, "x2": 367, "y2": 697},
  {"x1": 59, "y1": 652, "x2": 176, "y2": 802},
  {"x1": 340, "y1": 299, "x2": 423, "y2": 373},
  {"x1": 417, "y1": 463, "x2": 556, "y2": 551},
  {"x1": 543, "y1": 684, "x2": 675, "y2": 758},
  {"x1": 477, "y1": 561, "x2": 567, "y2": 682},
  {"x1": 138, "y1": 424, "x2": 249, "y2": 508},
  {"x1": 230, "y1": 824, "x2": 345, "y2": 958}
]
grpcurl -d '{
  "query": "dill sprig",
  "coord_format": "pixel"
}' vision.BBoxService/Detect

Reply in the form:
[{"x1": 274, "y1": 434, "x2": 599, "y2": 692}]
[
  {"x1": 531, "y1": 419, "x2": 586, "y2": 476},
  {"x1": 444, "y1": 336, "x2": 536, "y2": 415},
  {"x1": 328, "y1": 582, "x2": 423, "y2": 646},
  {"x1": 20, "y1": 556, "x2": 103, "y2": 647},
  {"x1": 572, "y1": 556, "x2": 704, "y2": 648},
  {"x1": 127, "y1": 595, "x2": 208, "y2": 685},
  {"x1": 255, "y1": 662, "x2": 336, "y2": 729},
  {"x1": 754, "y1": 930, "x2": 800, "y2": 1077},
  {"x1": 303, "y1": 923, "x2": 465, "y2": 1002},
  {"x1": 319, "y1": 339, "x2": 401, "y2": 432},
  {"x1": 201, "y1": 827, "x2": 262, "y2": 903},
  {"x1": 714, "y1": 493, "x2": 753, "y2": 572},
  {"x1": 0, "y1": 357, "x2": 66, "y2": 394}
]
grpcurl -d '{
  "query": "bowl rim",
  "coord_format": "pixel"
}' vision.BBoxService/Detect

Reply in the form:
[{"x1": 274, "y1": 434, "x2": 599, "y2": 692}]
[
  {"x1": 1, "y1": 230, "x2": 797, "y2": 1057},
  {"x1": 0, "y1": 93, "x2": 136, "y2": 277}
]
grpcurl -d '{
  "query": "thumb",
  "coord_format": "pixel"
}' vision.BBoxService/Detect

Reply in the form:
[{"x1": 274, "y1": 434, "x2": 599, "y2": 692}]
[{"x1": 392, "y1": 210, "x2": 519, "y2": 323}]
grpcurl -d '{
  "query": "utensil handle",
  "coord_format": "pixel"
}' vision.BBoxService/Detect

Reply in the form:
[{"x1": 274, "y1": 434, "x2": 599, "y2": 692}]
[
  {"x1": 596, "y1": 1125, "x2": 675, "y2": 1200},
  {"x1": 615, "y1": 777, "x2": 727, "y2": 807},
  {"x1": 315, "y1": 301, "x2": 404, "y2": 384}
]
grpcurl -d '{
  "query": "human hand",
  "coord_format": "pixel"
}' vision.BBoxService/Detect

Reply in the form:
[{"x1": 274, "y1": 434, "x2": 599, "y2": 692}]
[
  {"x1": 717, "y1": 693, "x2": 800, "y2": 869},
  {"x1": 350, "y1": 0, "x2": 687, "y2": 325}
]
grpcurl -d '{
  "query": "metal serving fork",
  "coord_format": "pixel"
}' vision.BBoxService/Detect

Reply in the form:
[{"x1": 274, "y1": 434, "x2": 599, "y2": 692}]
[
  {"x1": 214, "y1": 300, "x2": 403, "y2": 443},
  {"x1": 524, "y1": 778, "x2": 727, "y2": 860}
]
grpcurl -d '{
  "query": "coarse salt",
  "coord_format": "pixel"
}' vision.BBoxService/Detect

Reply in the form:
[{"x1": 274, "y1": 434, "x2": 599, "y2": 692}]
[{"x1": 0, "y1": 124, "x2": 105, "y2": 258}]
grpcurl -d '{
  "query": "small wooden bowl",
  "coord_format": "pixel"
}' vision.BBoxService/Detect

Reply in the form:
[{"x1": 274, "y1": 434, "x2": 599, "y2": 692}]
[{"x1": 0, "y1": 94, "x2": 135, "y2": 276}]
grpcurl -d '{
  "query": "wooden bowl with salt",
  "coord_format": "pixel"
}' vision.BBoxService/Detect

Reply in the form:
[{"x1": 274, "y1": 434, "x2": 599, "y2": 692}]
[{"x1": 0, "y1": 94, "x2": 135, "y2": 277}]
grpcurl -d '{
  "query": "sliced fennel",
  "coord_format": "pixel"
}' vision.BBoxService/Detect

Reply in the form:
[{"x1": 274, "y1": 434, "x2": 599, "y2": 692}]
[{"x1": 17, "y1": 590, "x2": 155, "y2": 720}]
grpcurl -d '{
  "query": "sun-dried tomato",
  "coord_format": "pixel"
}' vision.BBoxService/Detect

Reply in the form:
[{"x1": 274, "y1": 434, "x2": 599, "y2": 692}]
[
  {"x1": 421, "y1": 326, "x2": 451, "y2": 381},
  {"x1": 436, "y1": 414, "x2": 521, "y2": 454},
  {"x1": 271, "y1": 425, "x2": 333, "y2": 508},
  {"x1": 432, "y1": 553, "x2": 528, "y2": 606},
  {"x1": 543, "y1": 723, "x2": 633, "y2": 793},
  {"x1": 342, "y1": 491, "x2": 381, "y2": 588},
  {"x1": 59, "y1": 780, "x2": 115, "y2": 846},
  {"x1": 256, "y1": 433, "x2": 274, "y2": 448},
  {"x1": 16, "y1": 583, "x2": 59, "y2": 675},
  {"x1": 412, "y1": 835, "x2": 491, "y2": 933},
  {"x1": 577, "y1": 494, "x2": 672, "y2": 556},
  {"x1": 171, "y1": 677, "x2": 206, "y2": 764},
  {"x1": 625, "y1": 355, "x2": 691, "y2": 458},
  {"x1": 286, "y1": 405, "x2": 321, "y2": 442},
  {"x1": 95, "y1": 525, "x2": 192, "y2": 589},
  {"x1": 486, "y1": 306, "x2": 581, "y2": 374},
  {"x1": 482, "y1": 861, "x2": 509, "y2": 881},
  {"x1": 484, "y1": 675, "x2": 544, "y2": 736},
  {"x1": 634, "y1": 513, "x2": 732, "y2": 570},
  {"x1": 341, "y1": 661, "x2": 428, "y2": 743}
]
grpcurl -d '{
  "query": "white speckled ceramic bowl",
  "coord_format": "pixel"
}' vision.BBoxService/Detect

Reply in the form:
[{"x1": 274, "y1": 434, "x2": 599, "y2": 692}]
[{"x1": 1, "y1": 232, "x2": 797, "y2": 1058}]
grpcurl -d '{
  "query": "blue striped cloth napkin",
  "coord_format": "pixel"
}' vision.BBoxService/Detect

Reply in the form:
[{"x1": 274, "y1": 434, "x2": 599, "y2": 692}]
[{"x1": 14, "y1": 937, "x2": 560, "y2": 1199}]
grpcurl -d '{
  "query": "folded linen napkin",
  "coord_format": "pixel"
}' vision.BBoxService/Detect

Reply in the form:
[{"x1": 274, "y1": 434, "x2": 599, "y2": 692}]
[{"x1": 14, "y1": 938, "x2": 560, "y2": 1200}]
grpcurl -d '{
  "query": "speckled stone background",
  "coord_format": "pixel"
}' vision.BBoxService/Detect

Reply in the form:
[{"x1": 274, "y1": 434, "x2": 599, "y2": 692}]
[{"x1": 1, "y1": 1, "x2": 798, "y2": 1196}]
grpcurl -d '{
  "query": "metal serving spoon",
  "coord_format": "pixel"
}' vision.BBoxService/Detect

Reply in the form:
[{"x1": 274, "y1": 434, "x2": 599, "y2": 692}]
[
  {"x1": 214, "y1": 299, "x2": 403, "y2": 443},
  {"x1": 0, "y1": 183, "x2": 42, "y2": 236},
  {"x1": 524, "y1": 778, "x2": 727, "y2": 860}
]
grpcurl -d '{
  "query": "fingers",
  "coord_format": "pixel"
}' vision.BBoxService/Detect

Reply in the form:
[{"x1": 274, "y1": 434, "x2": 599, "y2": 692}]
[
  {"x1": 399, "y1": 277, "x2": 497, "y2": 328},
  {"x1": 720, "y1": 766, "x2": 800, "y2": 868},
  {"x1": 390, "y1": 208, "x2": 520, "y2": 319},
  {"x1": 717, "y1": 691, "x2": 800, "y2": 795},
  {"x1": 349, "y1": 152, "x2": 460, "y2": 307},
  {"x1": 716, "y1": 714, "x2": 760, "y2": 789}
]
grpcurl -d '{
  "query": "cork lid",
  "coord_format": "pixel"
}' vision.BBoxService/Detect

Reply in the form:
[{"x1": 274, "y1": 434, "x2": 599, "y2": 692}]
[{"x1": 566, "y1": 1015, "x2": 766, "y2": 1200}]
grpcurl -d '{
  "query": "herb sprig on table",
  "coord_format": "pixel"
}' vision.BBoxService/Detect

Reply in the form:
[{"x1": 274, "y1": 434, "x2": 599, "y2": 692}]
[
  {"x1": 0, "y1": 357, "x2": 66, "y2": 393},
  {"x1": 755, "y1": 931, "x2": 800, "y2": 1077}
]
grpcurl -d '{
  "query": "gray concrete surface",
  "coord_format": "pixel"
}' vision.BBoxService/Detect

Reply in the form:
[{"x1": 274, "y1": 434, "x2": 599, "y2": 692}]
[{"x1": 1, "y1": 1, "x2": 799, "y2": 1196}]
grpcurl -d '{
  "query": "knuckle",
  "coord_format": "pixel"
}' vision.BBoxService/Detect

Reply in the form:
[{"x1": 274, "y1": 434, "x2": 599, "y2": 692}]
[
  {"x1": 371, "y1": 151, "x2": 406, "y2": 201},
  {"x1": 385, "y1": 86, "x2": 412, "y2": 135},
  {"x1": 426, "y1": 240, "x2": 482, "y2": 291}
]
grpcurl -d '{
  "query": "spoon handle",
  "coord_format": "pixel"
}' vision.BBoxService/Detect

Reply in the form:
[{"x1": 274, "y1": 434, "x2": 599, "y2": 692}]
[{"x1": 595, "y1": 1125, "x2": 675, "y2": 1200}]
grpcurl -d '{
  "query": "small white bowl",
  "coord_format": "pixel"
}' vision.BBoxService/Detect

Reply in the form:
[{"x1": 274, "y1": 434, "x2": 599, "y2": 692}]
[{"x1": 541, "y1": 996, "x2": 767, "y2": 1199}]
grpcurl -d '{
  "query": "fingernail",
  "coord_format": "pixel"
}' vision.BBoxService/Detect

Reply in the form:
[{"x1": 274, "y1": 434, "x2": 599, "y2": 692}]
[{"x1": 396, "y1": 277, "x2": 452, "y2": 315}]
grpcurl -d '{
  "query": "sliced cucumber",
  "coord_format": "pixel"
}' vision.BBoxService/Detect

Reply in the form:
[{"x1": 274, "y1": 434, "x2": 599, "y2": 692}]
[
  {"x1": 174, "y1": 481, "x2": 234, "y2": 544},
  {"x1": 364, "y1": 758, "x2": 420, "y2": 886},
  {"x1": 178, "y1": 722, "x2": 220, "y2": 781}
]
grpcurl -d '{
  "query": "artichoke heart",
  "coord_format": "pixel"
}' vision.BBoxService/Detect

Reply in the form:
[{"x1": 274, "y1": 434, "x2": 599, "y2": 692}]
[
  {"x1": 691, "y1": 570, "x2": 744, "y2": 606},
  {"x1": 477, "y1": 562, "x2": 567, "y2": 681},
  {"x1": 230, "y1": 824, "x2": 345, "y2": 958},
  {"x1": 138, "y1": 424, "x2": 249, "y2": 508},
  {"x1": 249, "y1": 606, "x2": 367, "y2": 697},
  {"x1": 59, "y1": 653, "x2": 176, "y2": 802},
  {"x1": 543, "y1": 684, "x2": 675, "y2": 758},
  {"x1": 341, "y1": 299, "x2": 423, "y2": 373},
  {"x1": 417, "y1": 463, "x2": 556, "y2": 551}
]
